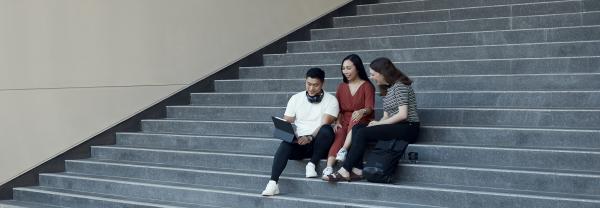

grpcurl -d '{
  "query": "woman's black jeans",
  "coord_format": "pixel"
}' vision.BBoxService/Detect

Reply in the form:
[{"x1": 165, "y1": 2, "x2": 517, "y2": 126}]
[{"x1": 342, "y1": 122, "x2": 420, "y2": 171}]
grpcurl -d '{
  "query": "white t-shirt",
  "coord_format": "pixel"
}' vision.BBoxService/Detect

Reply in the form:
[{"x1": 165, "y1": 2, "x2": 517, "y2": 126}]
[{"x1": 284, "y1": 91, "x2": 339, "y2": 136}]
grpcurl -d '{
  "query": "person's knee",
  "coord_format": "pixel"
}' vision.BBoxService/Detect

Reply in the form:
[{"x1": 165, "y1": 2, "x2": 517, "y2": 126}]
[
  {"x1": 351, "y1": 129, "x2": 367, "y2": 144},
  {"x1": 318, "y1": 125, "x2": 335, "y2": 138},
  {"x1": 275, "y1": 141, "x2": 293, "y2": 155},
  {"x1": 351, "y1": 125, "x2": 363, "y2": 133}
]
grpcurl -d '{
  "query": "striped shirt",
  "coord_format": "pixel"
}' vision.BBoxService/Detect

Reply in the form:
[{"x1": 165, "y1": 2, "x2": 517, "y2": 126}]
[{"x1": 382, "y1": 81, "x2": 419, "y2": 122}]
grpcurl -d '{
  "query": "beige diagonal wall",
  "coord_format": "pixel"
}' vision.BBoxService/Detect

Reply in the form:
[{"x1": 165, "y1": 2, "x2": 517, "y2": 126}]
[{"x1": 0, "y1": 0, "x2": 349, "y2": 185}]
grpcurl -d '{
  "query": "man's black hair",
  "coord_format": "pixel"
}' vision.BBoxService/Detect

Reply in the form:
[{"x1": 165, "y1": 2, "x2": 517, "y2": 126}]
[{"x1": 306, "y1": 68, "x2": 325, "y2": 82}]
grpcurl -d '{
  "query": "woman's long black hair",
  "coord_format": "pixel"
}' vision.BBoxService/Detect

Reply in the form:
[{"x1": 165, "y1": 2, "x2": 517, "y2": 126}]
[{"x1": 341, "y1": 54, "x2": 374, "y2": 90}]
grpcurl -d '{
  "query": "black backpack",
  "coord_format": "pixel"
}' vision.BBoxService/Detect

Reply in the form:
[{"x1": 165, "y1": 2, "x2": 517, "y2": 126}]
[{"x1": 363, "y1": 139, "x2": 409, "y2": 183}]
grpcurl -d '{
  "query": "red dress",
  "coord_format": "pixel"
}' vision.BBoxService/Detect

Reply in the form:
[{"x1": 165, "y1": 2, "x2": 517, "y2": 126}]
[{"x1": 328, "y1": 81, "x2": 375, "y2": 157}]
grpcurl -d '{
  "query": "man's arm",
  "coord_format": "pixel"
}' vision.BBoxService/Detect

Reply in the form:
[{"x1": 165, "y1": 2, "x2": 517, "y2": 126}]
[
  {"x1": 298, "y1": 114, "x2": 336, "y2": 145},
  {"x1": 283, "y1": 116, "x2": 295, "y2": 124},
  {"x1": 310, "y1": 114, "x2": 336, "y2": 137},
  {"x1": 370, "y1": 105, "x2": 406, "y2": 126}
]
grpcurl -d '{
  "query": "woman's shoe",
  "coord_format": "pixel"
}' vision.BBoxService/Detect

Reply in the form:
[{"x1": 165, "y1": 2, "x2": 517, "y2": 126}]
[
  {"x1": 322, "y1": 172, "x2": 351, "y2": 182},
  {"x1": 349, "y1": 172, "x2": 363, "y2": 181},
  {"x1": 261, "y1": 180, "x2": 280, "y2": 196},
  {"x1": 322, "y1": 167, "x2": 333, "y2": 178},
  {"x1": 335, "y1": 148, "x2": 347, "y2": 162}
]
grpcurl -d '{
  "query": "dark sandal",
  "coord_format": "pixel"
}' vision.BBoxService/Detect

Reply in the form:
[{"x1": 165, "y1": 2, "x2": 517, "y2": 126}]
[
  {"x1": 323, "y1": 172, "x2": 350, "y2": 182},
  {"x1": 349, "y1": 172, "x2": 363, "y2": 181}
]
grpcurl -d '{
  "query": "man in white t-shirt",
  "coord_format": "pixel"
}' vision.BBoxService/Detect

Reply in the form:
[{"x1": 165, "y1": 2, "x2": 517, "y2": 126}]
[{"x1": 262, "y1": 68, "x2": 339, "y2": 196}]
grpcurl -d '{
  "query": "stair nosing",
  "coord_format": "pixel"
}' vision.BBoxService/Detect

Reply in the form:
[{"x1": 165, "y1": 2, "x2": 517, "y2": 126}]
[
  {"x1": 312, "y1": 11, "x2": 600, "y2": 31},
  {"x1": 37, "y1": 173, "x2": 406, "y2": 208},
  {"x1": 357, "y1": 0, "x2": 575, "y2": 10},
  {"x1": 166, "y1": 105, "x2": 600, "y2": 112},
  {"x1": 290, "y1": 25, "x2": 600, "y2": 44},
  {"x1": 94, "y1": 143, "x2": 600, "y2": 158},
  {"x1": 141, "y1": 119, "x2": 600, "y2": 132},
  {"x1": 337, "y1": 0, "x2": 583, "y2": 19},
  {"x1": 39, "y1": 172, "x2": 600, "y2": 203},
  {"x1": 263, "y1": 40, "x2": 600, "y2": 56},
  {"x1": 248, "y1": 56, "x2": 600, "y2": 68},
  {"x1": 13, "y1": 186, "x2": 205, "y2": 208},
  {"x1": 192, "y1": 90, "x2": 600, "y2": 95},
  {"x1": 68, "y1": 158, "x2": 600, "y2": 179},
  {"x1": 217, "y1": 72, "x2": 600, "y2": 82}
]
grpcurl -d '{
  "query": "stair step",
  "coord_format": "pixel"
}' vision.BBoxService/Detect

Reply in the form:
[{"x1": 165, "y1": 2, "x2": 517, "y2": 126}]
[
  {"x1": 216, "y1": 74, "x2": 600, "y2": 92},
  {"x1": 240, "y1": 57, "x2": 600, "y2": 78},
  {"x1": 91, "y1": 144, "x2": 600, "y2": 174},
  {"x1": 376, "y1": 0, "x2": 426, "y2": 3},
  {"x1": 418, "y1": 108, "x2": 600, "y2": 129},
  {"x1": 13, "y1": 187, "x2": 212, "y2": 208},
  {"x1": 141, "y1": 120, "x2": 273, "y2": 137},
  {"x1": 116, "y1": 133, "x2": 280, "y2": 155},
  {"x1": 419, "y1": 126, "x2": 600, "y2": 149},
  {"x1": 165, "y1": 106, "x2": 600, "y2": 129},
  {"x1": 263, "y1": 41, "x2": 600, "y2": 65},
  {"x1": 38, "y1": 173, "x2": 424, "y2": 208},
  {"x1": 358, "y1": 0, "x2": 596, "y2": 15},
  {"x1": 0, "y1": 200, "x2": 61, "y2": 208},
  {"x1": 290, "y1": 26, "x2": 600, "y2": 53},
  {"x1": 42, "y1": 166, "x2": 600, "y2": 208},
  {"x1": 191, "y1": 91, "x2": 600, "y2": 109},
  {"x1": 335, "y1": 1, "x2": 593, "y2": 27},
  {"x1": 312, "y1": 12, "x2": 600, "y2": 40},
  {"x1": 139, "y1": 120, "x2": 600, "y2": 148},
  {"x1": 118, "y1": 125, "x2": 600, "y2": 151},
  {"x1": 65, "y1": 159, "x2": 600, "y2": 199}
]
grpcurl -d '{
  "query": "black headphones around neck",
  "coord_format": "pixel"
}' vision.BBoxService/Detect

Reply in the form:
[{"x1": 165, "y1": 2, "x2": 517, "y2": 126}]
[{"x1": 306, "y1": 90, "x2": 324, "y2": 104}]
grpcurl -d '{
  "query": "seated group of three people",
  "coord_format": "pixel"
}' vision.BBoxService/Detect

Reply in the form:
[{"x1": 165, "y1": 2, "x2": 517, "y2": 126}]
[{"x1": 261, "y1": 55, "x2": 420, "y2": 196}]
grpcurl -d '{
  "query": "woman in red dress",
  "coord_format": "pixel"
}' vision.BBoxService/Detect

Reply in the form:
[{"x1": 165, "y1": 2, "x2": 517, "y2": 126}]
[{"x1": 322, "y1": 54, "x2": 375, "y2": 177}]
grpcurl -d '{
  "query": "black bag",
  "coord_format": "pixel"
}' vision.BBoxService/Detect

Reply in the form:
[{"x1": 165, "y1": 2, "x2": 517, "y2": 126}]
[{"x1": 363, "y1": 139, "x2": 409, "y2": 183}]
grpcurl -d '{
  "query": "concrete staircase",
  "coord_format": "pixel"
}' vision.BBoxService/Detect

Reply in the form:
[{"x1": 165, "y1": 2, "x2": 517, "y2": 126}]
[{"x1": 2, "y1": 0, "x2": 600, "y2": 207}]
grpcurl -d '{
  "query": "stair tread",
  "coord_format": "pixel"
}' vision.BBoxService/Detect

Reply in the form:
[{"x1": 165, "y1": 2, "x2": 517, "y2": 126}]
[
  {"x1": 356, "y1": 0, "x2": 579, "y2": 14},
  {"x1": 343, "y1": 0, "x2": 580, "y2": 16},
  {"x1": 316, "y1": 10, "x2": 600, "y2": 30},
  {"x1": 98, "y1": 142, "x2": 600, "y2": 160},
  {"x1": 0, "y1": 200, "x2": 63, "y2": 208},
  {"x1": 71, "y1": 158, "x2": 600, "y2": 180},
  {"x1": 56, "y1": 162, "x2": 600, "y2": 202},
  {"x1": 91, "y1": 144, "x2": 600, "y2": 174},
  {"x1": 14, "y1": 186, "x2": 218, "y2": 208},
  {"x1": 291, "y1": 25, "x2": 600, "y2": 44},
  {"x1": 119, "y1": 131, "x2": 600, "y2": 151},
  {"x1": 263, "y1": 40, "x2": 600, "y2": 56},
  {"x1": 38, "y1": 172, "x2": 430, "y2": 208},
  {"x1": 335, "y1": 2, "x2": 595, "y2": 28},
  {"x1": 251, "y1": 56, "x2": 600, "y2": 67},
  {"x1": 142, "y1": 119, "x2": 600, "y2": 132},
  {"x1": 191, "y1": 90, "x2": 600, "y2": 96},
  {"x1": 169, "y1": 105, "x2": 600, "y2": 111}
]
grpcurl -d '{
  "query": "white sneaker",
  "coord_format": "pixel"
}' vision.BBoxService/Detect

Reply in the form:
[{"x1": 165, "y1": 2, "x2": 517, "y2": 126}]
[
  {"x1": 305, "y1": 162, "x2": 318, "y2": 178},
  {"x1": 322, "y1": 166, "x2": 333, "y2": 176},
  {"x1": 336, "y1": 148, "x2": 347, "y2": 162},
  {"x1": 261, "y1": 180, "x2": 279, "y2": 196}
]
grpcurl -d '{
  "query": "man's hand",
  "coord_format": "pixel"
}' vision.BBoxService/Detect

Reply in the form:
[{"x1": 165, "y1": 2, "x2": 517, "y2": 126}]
[{"x1": 297, "y1": 135, "x2": 313, "y2": 145}]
